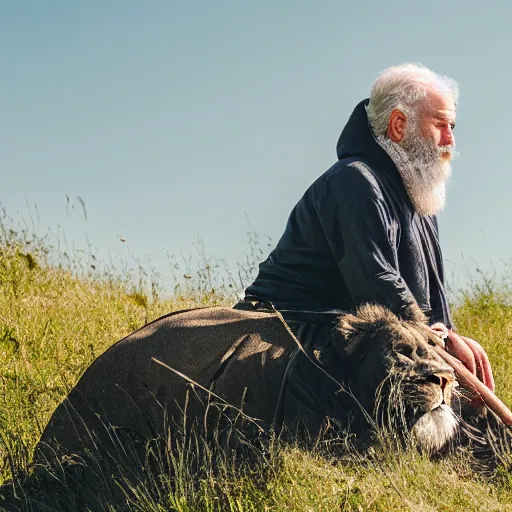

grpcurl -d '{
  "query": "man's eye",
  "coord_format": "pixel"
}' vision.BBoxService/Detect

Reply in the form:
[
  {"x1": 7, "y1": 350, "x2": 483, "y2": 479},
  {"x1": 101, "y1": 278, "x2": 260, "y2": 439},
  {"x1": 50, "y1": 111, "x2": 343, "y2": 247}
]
[{"x1": 437, "y1": 122, "x2": 455, "y2": 131}]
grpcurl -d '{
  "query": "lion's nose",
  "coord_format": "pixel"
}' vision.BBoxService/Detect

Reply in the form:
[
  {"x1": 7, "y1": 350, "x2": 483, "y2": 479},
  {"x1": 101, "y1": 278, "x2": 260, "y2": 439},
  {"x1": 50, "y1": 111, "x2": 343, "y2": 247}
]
[{"x1": 425, "y1": 370, "x2": 455, "y2": 391}]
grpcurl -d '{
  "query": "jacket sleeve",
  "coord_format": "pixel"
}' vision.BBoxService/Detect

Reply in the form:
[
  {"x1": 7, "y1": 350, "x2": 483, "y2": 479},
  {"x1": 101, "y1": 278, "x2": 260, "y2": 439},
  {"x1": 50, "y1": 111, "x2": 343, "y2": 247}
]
[
  {"x1": 424, "y1": 215, "x2": 455, "y2": 330},
  {"x1": 317, "y1": 163, "x2": 418, "y2": 316}
]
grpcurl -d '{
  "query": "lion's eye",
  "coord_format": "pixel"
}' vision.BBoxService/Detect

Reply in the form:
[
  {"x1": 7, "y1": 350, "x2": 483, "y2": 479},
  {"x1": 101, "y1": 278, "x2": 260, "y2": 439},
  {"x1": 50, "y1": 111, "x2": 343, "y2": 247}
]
[{"x1": 395, "y1": 343, "x2": 414, "y2": 358}]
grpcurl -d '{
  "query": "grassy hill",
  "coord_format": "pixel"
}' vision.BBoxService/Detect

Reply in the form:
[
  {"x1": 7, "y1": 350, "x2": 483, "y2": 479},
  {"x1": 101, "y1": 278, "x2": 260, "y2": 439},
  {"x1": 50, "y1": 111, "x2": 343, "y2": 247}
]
[{"x1": 1, "y1": 217, "x2": 512, "y2": 511}]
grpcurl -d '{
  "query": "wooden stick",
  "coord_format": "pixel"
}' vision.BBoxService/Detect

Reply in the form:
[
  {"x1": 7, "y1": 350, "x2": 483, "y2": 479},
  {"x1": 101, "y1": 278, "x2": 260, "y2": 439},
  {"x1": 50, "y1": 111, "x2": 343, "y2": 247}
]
[{"x1": 431, "y1": 342, "x2": 512, "y2": 427}]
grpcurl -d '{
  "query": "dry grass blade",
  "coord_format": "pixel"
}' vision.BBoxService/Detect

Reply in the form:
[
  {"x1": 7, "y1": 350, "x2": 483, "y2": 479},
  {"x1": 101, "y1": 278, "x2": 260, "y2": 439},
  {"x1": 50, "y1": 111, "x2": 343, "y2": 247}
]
[{"x1": 151, "y1": 357, "x2": 265, "y2": 433}]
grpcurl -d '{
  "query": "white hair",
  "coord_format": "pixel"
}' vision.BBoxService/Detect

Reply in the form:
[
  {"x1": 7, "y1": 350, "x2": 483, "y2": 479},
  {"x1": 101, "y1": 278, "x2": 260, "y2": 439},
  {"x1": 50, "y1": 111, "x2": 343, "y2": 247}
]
[{"x1": 367, "y1": 63, "x2": 459, "y2": 136}]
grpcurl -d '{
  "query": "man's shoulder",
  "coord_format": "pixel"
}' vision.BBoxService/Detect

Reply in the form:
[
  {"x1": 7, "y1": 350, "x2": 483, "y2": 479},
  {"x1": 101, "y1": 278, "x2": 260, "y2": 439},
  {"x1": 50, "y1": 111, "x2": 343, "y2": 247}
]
[{"x1": 312, "y1": 158, "x2": 387, "y2": 198}]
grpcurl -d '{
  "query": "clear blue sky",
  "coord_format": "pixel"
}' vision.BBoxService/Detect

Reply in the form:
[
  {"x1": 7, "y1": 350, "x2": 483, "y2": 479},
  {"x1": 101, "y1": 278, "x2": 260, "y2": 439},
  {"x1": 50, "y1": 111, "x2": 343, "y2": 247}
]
[{"x1": 2, "y1": 1, "x2": 511, "y2": 294}]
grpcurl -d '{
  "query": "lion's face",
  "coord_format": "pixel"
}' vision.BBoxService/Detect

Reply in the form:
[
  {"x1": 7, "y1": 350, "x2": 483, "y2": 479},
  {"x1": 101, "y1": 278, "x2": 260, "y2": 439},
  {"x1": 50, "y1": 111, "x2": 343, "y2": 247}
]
[{"x1": 331, "y1": 304, "x2": 460, "y2": 452}]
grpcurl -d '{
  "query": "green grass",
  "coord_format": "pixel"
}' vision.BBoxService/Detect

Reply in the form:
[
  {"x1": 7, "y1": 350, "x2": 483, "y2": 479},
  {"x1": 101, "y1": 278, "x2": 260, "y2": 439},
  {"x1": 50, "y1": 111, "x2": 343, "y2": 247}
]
[{"x1": 1, "y1": 212, "x2": 512, "y2": 510}]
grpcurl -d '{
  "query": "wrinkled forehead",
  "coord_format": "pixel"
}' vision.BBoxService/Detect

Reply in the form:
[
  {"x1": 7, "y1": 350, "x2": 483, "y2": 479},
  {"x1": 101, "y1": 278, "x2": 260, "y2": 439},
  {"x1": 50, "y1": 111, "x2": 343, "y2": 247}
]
[{"x1": 419, "y1": 86, "x2": 456, "y2": 122}]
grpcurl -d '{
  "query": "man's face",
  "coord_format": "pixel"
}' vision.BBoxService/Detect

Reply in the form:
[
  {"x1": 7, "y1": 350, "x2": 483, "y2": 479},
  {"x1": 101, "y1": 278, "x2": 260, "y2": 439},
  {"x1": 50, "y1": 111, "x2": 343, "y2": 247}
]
[
  {"x1": 415, "y1": 88, "x2": 456, "y2": 161},
  {"x1": 378, "y1": 87, "x2": 457, "y2": 215},
  {"x1": 399, "y1": 87, "x2": 456, "y2": 177}
]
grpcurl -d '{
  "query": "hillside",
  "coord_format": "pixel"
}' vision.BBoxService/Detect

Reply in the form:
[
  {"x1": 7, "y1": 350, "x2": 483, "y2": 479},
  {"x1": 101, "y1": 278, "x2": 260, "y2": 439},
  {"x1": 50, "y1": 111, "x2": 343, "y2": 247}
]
[{"x1": 1, "y1": 219, "x2": 512, "y2": 511}]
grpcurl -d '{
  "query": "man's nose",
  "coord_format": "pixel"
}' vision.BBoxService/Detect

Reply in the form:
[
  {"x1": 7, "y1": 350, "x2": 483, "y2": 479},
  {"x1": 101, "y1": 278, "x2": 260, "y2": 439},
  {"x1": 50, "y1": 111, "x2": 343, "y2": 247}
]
[{"x1": 441, "y1": 127, "x2": 454, "y2": 146}]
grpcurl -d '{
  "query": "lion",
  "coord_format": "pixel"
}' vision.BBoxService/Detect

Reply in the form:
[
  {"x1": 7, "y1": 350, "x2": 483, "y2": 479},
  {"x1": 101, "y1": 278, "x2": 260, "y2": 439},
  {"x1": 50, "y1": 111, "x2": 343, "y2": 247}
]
[{"x1": 32, "y1": 303, "x2": 462, "y2": 469}]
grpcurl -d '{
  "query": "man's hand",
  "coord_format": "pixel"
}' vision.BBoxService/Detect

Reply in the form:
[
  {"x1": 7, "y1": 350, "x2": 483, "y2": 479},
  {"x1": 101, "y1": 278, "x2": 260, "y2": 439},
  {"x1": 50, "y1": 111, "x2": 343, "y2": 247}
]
[
  {"x1": 455, "y1": 332, "x2": 495, "y2": 391},
  {"x1": 430, "y1": 323, "x2": 494, "y2": 391}
]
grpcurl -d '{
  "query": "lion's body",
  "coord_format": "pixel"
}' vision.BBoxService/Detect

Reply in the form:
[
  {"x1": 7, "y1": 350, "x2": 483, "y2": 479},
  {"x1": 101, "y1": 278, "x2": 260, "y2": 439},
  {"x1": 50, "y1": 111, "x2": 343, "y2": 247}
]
[
  {"x1": 34, "y1": 304, "x2": 461, "y2": 466},
  {"x1": 35, "y1": 307, "x2": 301, "y2": 464}
]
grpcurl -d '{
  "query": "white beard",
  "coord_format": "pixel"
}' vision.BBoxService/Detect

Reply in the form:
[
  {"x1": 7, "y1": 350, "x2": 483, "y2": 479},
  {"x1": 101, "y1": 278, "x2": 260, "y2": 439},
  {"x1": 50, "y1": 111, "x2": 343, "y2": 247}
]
[{"x1": 376, "y1": 131, "x2": 453, "y2": 216}]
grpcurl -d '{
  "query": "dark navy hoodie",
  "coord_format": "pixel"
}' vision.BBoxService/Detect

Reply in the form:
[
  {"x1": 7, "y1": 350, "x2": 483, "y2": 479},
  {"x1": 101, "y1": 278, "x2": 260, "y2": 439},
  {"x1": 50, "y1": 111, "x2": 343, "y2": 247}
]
[{"x1": 245, "y1": 99, "x2": 454, "y2": 329}]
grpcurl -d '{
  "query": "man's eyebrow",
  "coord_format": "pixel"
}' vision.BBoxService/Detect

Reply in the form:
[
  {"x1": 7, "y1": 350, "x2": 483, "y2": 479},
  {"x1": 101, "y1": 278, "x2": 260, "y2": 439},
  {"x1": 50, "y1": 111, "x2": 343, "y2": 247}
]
[{"x1": 433, "y1": 111, "x2": 456, "y2": 122}]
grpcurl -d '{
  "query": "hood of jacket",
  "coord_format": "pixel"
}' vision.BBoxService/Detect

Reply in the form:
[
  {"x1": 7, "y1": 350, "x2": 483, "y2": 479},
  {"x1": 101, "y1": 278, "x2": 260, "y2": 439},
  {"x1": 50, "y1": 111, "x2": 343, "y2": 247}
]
[{"x1": 336, "y1": 98, "x2": 410, "y2": 204}]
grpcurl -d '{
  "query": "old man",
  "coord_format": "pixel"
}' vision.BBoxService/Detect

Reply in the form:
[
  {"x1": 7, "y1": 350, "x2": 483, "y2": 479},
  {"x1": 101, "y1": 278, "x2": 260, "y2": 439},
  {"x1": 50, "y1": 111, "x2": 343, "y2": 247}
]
[{"x1": 238, "y1": 63, "x2": 494, "y2": 391}]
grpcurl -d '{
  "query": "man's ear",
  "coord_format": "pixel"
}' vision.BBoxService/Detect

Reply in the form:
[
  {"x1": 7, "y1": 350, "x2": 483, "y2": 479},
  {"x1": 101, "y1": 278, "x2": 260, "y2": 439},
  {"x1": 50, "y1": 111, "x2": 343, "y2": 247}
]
[{"x1": 387, "y1": 109, "x2": 407, "y2": 142}]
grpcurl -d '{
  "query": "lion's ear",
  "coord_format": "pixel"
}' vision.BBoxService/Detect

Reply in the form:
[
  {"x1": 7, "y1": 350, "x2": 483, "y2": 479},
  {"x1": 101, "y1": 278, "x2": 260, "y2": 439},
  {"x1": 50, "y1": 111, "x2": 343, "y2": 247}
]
[
  {"x1": 332, "y1": 314, "x2": 374, "y2": 357},
  {"x1": 398, "y1": 302, "x2": 427, "y2": 323},
  {"x1": 332, "y1": 303, "x2": 400, "y2": 356},
  {"x1": 335, "y1": 313, "x2": 360, "y2": 340},
  {"x1": 332, "y1": 306, "x2": 383, "y2": 356}
]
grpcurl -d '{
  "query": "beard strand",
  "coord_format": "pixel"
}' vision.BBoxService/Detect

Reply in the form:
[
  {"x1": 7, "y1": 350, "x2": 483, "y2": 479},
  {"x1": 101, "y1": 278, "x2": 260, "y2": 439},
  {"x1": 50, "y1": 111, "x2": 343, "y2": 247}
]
[{"x1": 376, "y1": 133, "x2": 453, "y2": 216}]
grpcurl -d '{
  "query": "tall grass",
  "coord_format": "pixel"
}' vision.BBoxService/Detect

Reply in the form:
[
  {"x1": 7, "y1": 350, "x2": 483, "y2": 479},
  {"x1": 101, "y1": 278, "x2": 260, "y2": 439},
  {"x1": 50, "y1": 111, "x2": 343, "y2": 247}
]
[{"x1": 1, "y1": 207, "x2": 512, "y2": 510}]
